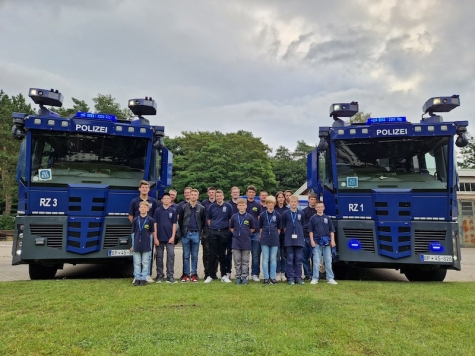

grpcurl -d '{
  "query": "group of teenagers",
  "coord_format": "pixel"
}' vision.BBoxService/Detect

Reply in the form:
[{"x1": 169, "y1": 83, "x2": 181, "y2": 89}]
[{"x1": 128, "y1": 181, "x2": 338, "y2": 286}]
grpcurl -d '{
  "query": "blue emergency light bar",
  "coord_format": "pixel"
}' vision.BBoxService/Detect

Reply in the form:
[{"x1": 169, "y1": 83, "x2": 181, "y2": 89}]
[
  {"x1": 366, "y1": 117, "x2": 407, "y2": 125},
  {"x1": 75, "y1": 112, "x2": 117, "y2": 122}
]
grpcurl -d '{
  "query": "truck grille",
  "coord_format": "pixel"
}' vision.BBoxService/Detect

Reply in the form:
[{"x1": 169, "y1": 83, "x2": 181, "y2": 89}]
[
  {"x1": 414, "y1": 230, "x2": 446, "y2": 253},
  {"x1": 30, "y1": 225, "x2": 63, "y2": 249},
  {"x1": 343, "y1": 228, "x2": 375, "y2": 252},
  {"x1": 103, "y1": 225, "x2": 131, "y2": 248}
]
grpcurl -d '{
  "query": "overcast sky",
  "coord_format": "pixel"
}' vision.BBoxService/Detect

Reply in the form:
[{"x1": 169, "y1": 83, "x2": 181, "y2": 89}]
[{"x1": 1, "y1": 0, "x2": 474, "y2": 152}]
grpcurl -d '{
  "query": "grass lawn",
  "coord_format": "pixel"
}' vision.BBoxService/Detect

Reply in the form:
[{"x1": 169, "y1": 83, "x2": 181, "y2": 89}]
[{"x1": 1, "y1": 280, "x2": 474, "y2": 356}]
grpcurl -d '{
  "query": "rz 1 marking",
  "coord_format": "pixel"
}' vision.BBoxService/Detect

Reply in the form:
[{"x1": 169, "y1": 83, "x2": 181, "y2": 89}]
[
  {"x1": 39, "y1": 198, "x2": 58, "y2": 207},
  {"x1": 349, "y1": 203, "x2": 364, "y2": 212}
]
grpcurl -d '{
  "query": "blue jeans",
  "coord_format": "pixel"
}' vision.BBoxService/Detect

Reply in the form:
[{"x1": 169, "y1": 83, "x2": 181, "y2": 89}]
[
  {"x1": 313, "y1": 244, "x2": 334, "y2": 281},
  {"x1": 302, "y1": 237, "x2": 313, "y2": 277},
  {"x1": 276, "y1": 239, "x2": 286, "y2": 273},
  {"x1": 251, "y1": 233, "x2": 261, "y2": 276},
  {"x1": 261, "y1": 245, "x2": 278, "y2": 279},
  {"x1": 133, "y1": 251, "x2": 151, "y2": 280},
  {"x1": 182, "y1": 231, "x2": 200, "y2": 276}
]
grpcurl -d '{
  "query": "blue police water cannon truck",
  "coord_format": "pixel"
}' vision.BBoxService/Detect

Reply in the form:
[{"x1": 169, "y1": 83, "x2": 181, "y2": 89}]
[
  {"x1": 307, "y1": 96, "x2": 468, "y2": 281},
  {"x1": 10, "y1": 88, "x2": 172, "y2": 280}
]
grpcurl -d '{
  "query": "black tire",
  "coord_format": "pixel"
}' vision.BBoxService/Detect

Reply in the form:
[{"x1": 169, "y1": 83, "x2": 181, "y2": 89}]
[
  {"x1": 29, "y1": 264, "x2": 58, "y2": 280},
  {"x1": 404, "y1": 268, "x2": 447, "y2": 282}
]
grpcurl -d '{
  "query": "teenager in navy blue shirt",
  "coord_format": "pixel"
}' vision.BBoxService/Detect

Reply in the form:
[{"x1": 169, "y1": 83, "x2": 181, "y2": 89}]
[
  {"x1": 246, "y1": 185, "x2": 262, "y2": 282},
  {"x1": 309, "y1": 201, "x2": 338, "y2": 285},
  {"x1": 204, "y1": 189, "x2": 233, "y2": 283},
  {"x1": 302, "y1": 193, "x2": 318, "y2": 281},
  {"x1": 281, "y1": 195, "x2": 306, "y2": 285},
  {"x1": 201, "y1": 187, "x2": 217, "y2": 280},
  {"x1": 128, "y1": 180, "x2": 158, "y2": 284},
  {"x1": 259, "y1": 196, "x2": 282, "y2": 285},
  {"x1": 275, "y1": 191, "x2": 288, "y2": 282},
  {"x1": 229, "y1": 198, "x2": 255, "y2": 285},
  {"x1": 153, "y1": 193, "x2": 177, "y2": 284},
  {"x1": 130, "y1": 201, "x2": 155, "y2": 286},
  {"x1": 128, "y1": 180, "x2": 159, "y2": 222}
]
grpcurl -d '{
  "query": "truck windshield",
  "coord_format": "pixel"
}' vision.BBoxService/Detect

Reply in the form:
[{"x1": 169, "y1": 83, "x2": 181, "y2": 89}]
[
  {"x1": 30, "y1": 132, "x2": 149, "y2": 188},
  {"x1": 334, "y1": 136, "x2": 451, "y2": 191}
]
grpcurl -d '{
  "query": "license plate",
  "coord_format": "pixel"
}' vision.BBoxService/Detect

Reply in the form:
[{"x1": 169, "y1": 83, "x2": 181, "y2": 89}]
[
  {"x1": 108, "y1": 250, "x2": 132, "y2": 257},
  {"x1": 421, "y1": 254, "x2": 453, "y2": 263}
]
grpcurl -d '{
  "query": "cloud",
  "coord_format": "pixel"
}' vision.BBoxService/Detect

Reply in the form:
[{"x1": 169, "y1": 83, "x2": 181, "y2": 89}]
[{"x1": 1, "y1": 0, "x2": 475, "y2": 151}]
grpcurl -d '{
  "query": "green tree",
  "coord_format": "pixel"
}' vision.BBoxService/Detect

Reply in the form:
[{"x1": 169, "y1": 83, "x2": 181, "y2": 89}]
[
  {"x1": 0, "y1": 90, "x2": 35, "y2": 216},
  {"x1": 51, "y1": 98, "x2": 90, "y2": 117},
  {"x1": 271, "y1": 140, "x2": 315, "y2": 193},
  {"x1": 93, "y1": 94, "x2": 134, "y2": 120},
  {"x1": 165, "y1": 131, "x2": 277, "y2": 200},
  {"x1": 349, "y1": 112, "x2": 371, "y2": 124},
  {"x1": 458, "y1": 133, "x2": 475, "y2": 169}
]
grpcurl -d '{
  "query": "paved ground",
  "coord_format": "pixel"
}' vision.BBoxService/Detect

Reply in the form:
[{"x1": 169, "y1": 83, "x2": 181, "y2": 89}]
[{"x1": 1, "y1": 241, "x2": 474, "y2": 282}]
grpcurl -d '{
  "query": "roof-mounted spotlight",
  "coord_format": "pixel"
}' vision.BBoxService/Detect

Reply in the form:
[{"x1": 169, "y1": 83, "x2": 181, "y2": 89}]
[
  {"x1": 330, "y1": 102, "x2": 359, "y2": 118},
  {"x1": 29, "y1": 88, "x2": 63, "y2": 107},
  {"x1": 128, "y1": 97, "x2": 157, "y2": 116},
  {"x1": 423, "y1": 95, "x2": 460, "y2": 116}
]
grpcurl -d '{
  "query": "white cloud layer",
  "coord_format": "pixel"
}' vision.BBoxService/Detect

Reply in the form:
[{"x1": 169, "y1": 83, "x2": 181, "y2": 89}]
[{"x1": 1, "y1": 0, "x2": 474, "y2": 152}]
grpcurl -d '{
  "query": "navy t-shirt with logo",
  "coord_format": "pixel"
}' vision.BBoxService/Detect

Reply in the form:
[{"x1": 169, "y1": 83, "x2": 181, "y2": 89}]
[
  {"x1": 153, "y1": 206, "x2": 177, "y2": 242},
  {"x1": 308, "y1": 214, "x2": 335, "y2": 245},
  {"x1": 281, "y1": 209, "x2": 305, "y2": 247},
  {"x1": 230, "y1": 212, "x2": 255, "y2": 250},
  {"x1": 246, "y1": 200, "x2": 262, "y2": 229},
  {"x1": 129, "y1": 197, "x2": 158, "y2": 218},
  {"x1": 258, "y1": 210, "x2": 282, "y2": 246},
  {"x1": 131, "y1": 215, "x2": 155, "y2": 252},
  {"x1": 207, "y1": 202, "x2": 233, "y2": 229}
]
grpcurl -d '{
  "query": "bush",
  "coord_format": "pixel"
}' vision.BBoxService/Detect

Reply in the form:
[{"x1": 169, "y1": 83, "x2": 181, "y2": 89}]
[{"x1": 0, "y1": 215, "x2": 15, "y2": 230}]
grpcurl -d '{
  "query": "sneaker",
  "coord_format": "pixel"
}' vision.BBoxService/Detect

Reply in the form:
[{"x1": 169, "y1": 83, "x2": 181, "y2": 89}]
[
  {"x1": 241, "y1": 278, "x2": 248, "y2": 285},
  {"x1": 288, "y1": 280, "x2": 295, "y2": 285},
  {"x1": 297, "y1": 279, "x2": 305, "y2": 285},
  {"x1": 281, "y1": 274, "x2": 287, "y2": 282},
  {"x1": 235, "y1": 277, "x2": 242, "y2": 285},
  {"x1": 180, "y1": 274, "x2": 190, "y2": 282},
  {"x1": 226, "y1": 272, "x2": 231, "y2": 278},
  {"x1": 304, "y1": 276, "x2": 312, "y2": 281},
  {"x1": 156, "y1": 277, "x2": 164, "y2": 283},
  {"x1": 270, "y1": 279, "x2": 278, "y2": 284},
  {"x1": 221, "y1": 275, "x2": 231, "y2": 283},
  {"x1": 132, "y1": 278, "x2": 136, "y2": 285},
  {"x1": 310, "y1": 279, "x2": 319, "y2": 285},
  {"x1": 204, "y1": 276, "x2": 213, "y2": 283},
  {"x1": 263, "y1": 279, "x2": 270, "y2": 285},
  {"x1": 166, "y1": 277, "x2": 176, "y2": 284},
  {"x1": 146, "y1": 276, "x2": 154, "y2": 283},
  {"x1": 191, "y1": 274, "x2": 198, "y2": 283},
  {"x1": 133, "y1": 279, "x2": 140, "y2": 286},
  {"x1": 140, "y1": 280, "x2": 147, "y2": 286},
  {"x1": 327, "y1": 279, "x2": 338, "y2": 285},
  {"x1": 252, "y1": 275, "x2": 260, "y2": 282}
]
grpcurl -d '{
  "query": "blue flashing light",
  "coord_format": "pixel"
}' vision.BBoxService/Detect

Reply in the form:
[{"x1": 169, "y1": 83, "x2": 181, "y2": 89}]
[
  {"x1": 366, "y1": 117, "x2": 407, "y2": 125},
  {"x1": 429, "y1": 242, "x2": 444, "y2": 253},
  {"x1": 348, "y1": 239, "x2": 362, "y2": 250},
  {"x1": 75, "y1": 112, "x2": 117, "y2": 122}
]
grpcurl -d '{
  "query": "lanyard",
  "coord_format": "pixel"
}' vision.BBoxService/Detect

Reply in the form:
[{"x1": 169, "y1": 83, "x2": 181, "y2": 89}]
[
  {"x1": 138, "y1": 216, "x2": 148, "y2": 241},
  {"x1": 265, "y1": 211, "x2": 274, "y2": 235},
  {"x1": 237, "y1": 213, "x2": 247, "y2": 236},
  {"x1": 291, "y1": 211, "x2": 298, "y2": 233}
]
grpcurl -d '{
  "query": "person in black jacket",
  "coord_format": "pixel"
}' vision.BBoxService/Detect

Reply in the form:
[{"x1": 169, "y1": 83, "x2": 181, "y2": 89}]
[{"x1": 178, "y1": 189, "x2": 206, "y2": 282}]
